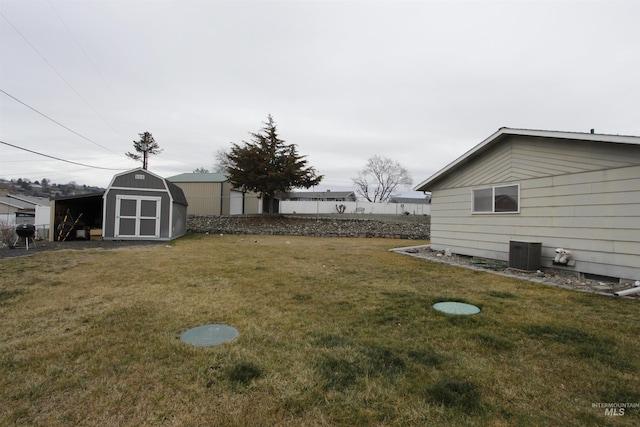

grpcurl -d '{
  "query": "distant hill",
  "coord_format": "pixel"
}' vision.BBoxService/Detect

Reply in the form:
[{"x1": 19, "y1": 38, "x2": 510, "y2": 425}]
[{"x1": 0, "y1": 178, "x2": 104, "y2": 199}]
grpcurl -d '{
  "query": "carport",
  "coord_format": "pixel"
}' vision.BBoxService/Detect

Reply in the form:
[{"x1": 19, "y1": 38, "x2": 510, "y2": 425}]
[{"x1": 49, "y1": 192, "x2": 104, "y2": 241}]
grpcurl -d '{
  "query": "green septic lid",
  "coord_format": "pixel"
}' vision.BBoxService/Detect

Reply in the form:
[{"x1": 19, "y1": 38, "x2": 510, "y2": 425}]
[
  {"x1": 181, "y1": 324, "x2": 238, "y2": 346},
  {"x1": 433, "y1": 302, "x2": 480, "y2": 315}
]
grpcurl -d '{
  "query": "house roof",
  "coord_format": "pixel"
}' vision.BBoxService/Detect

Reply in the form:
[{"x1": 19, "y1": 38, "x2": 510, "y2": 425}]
[
  {"x1": 286, "y1": 191, "x2": 356, "y2": 199},
  {"x1": 7, "y1": 194, "x2": 50, "y2": 206},
  {"x1": 53, "y1": 191, "x2": 105, "y2": 201},
  {"x1": 167, "y1": 173, "x2": 228, "y2": 183},
  {"x1": 0, "y1": 196, "x2": 34, "y2": 210},
  {"x1": 414, "y1": 128, "x2": 640, "y2": 192},
  {"x1": 389, "y1": 196, "x2": 430, "y2": 204}
]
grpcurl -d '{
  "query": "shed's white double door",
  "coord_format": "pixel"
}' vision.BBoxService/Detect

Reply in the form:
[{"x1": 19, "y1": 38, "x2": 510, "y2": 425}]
[{"x1": 115, "y1": 196, "x2": 161, "y2": 238}]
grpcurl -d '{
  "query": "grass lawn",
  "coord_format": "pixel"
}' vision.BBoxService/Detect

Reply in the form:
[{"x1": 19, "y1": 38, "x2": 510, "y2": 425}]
[{"x1": 1, "y1": 234, "x2": 638, "y2": 426}]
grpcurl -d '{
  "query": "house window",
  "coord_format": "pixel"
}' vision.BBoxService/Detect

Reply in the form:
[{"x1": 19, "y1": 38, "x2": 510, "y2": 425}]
[{"x1": 472, "y1": 184, "x2": 519, "y2": 213}]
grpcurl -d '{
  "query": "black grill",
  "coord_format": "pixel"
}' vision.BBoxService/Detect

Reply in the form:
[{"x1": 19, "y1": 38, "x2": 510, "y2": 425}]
[{"x1": 15, "y1": 224, "x2": 35, "y2": 238}]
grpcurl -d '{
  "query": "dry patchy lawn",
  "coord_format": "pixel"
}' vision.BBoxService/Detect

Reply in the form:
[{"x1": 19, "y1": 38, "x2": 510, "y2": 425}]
[{"x1": 1, "y1": 234, "x2": 638, "y2": 426}]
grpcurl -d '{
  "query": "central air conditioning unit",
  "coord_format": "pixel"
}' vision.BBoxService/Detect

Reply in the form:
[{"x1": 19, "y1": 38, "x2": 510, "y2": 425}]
[{"x1": 509, "y1": 241, "x2": 542, "y2": 271}]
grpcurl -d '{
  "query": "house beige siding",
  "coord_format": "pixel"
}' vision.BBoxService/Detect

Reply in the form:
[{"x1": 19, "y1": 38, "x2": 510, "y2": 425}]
[
  {"x1": 436, "y1": 136, "x2": 640, "y2": 190},
  {"x1": 430, "y1": 161, "x2": 640, "y2": 281}
]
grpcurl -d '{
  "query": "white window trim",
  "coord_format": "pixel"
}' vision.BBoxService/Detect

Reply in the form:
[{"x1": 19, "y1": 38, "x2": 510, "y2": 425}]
[
  {"x1": 115, "y1": 195, "x2": 162, "y2": 237},
  {"x1": 471, "y1": 184, "x2": 520, "y2": 214}
]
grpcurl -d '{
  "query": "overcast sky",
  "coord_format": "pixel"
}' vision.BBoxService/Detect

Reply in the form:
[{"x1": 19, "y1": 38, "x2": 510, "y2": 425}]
[{"x1": 1, "y1": 0, "x2": 639, "y2": 195}]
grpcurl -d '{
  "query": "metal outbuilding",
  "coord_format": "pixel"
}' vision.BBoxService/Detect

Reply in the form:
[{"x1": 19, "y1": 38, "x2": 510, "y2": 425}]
[{"x1": 167, "y1": 173, "x2": 262, "y2": 216}]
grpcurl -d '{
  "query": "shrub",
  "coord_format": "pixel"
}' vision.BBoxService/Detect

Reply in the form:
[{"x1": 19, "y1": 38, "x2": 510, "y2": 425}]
[{"x1": 0, "y1": 221, "x2": 16, "y2": 248}]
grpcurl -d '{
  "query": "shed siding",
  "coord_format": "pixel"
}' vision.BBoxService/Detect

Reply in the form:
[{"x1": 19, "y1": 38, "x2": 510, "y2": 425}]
[
  {"x1": 430, "y1": 164, "x2": 640, "y2": 281},
  {"x1": 104, "y1": 189, "x2": 172, "y2": 239},
  {"x1": 436, "y1": 136, "x2": 640, "y2": 190},
  {"x1": 171, "y1": 203, "x2": 188, "y2": 238}
]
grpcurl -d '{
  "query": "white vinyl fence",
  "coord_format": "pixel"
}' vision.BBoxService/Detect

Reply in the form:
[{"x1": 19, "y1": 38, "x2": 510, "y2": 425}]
[
  {"x1": 0, "y1": 210, "x2": 50, "y2": 240},
  {"x1": 279, "y1": 200, "x2": 430, "y2": 216}
]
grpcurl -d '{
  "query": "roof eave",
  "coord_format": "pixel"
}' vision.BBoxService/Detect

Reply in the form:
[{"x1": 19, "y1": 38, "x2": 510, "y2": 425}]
[
  {"x1": 414, "y1": 127, "x2": 640, "y2": 192},
  {"x1": 414, "y1": 127, "x2": 507, "y2": 192}
]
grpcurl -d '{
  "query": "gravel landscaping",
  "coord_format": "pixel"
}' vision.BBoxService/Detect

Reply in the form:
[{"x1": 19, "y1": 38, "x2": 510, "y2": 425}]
[{"x1": 394, "y1": 244, "x2": 639, "y2": 297}]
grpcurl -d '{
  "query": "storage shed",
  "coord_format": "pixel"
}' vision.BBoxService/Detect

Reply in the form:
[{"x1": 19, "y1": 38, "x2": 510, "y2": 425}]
[{"x1": 103, "y1": 168, "x2": 188, "y2": 241}]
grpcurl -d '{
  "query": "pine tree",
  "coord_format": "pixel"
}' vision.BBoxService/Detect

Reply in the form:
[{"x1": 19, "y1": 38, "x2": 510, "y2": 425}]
[
  {"x1": 226, "y1": 115, "x2": 323, "y2": 213},
  {"x1": 126, "y1": 132, "x2": 162, "y2": 170}
]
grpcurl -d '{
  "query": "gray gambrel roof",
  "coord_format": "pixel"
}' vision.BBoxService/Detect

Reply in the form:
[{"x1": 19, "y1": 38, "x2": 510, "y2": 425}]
[
  {"x1": 414, "y1": 128, "x2": 640, "y2": 192},
  {"x1": 106, "y1": 168, "x2": 188, "y2": 206},
  {"x1": 166, "y1": 182, "x2": 188, "y2": 206}
]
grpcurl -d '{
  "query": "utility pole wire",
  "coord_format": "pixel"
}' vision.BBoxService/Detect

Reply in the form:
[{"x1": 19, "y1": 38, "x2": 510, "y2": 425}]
[
  {"x1": 0, "y1": 11, "x2": 123, "y2": 142},
  {"x1": 0, "y1": 89, "x2": 120, "y2": 155},
  {"x1": 0, "y1": 140, "x2": 125, "y2": 171},
  {"x1": 47, "y1": 0, "x2": 122, "y2": 105}
]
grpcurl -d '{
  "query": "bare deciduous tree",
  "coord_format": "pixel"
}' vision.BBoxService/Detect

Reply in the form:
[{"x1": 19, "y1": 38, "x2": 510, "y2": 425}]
[
  {"x1": 213, "y1": 148, "x2": 232, "y2": 173},
  {"x1": 353, "y1": 155, "x2": 412, "y2": 202}
]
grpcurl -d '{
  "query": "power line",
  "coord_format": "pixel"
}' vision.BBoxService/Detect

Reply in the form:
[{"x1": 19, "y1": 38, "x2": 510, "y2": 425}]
[
  {"x1": 0, "y1": 140, "x2": 125, "y2": 171},
  {"x1": 47, "y1": 0, "x2": 122, "y2": 105},
  {"x1": 0, "y1": 89, "x2": 121, "y2": 155},
  {"x1": 0, "y1": 11, "x2": 123, "y2": 144}
]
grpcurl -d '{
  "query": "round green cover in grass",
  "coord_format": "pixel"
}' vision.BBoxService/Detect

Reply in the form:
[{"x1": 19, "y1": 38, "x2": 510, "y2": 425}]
[
  {"x1": 181, "y1": 324, "x2": 238, "y2": 346},
  {"x1": 433, "y1": 302, "x2": 480, "y2": 315}
]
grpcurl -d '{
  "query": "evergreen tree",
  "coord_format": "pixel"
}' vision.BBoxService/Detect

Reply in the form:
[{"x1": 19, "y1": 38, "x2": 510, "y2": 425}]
[
  {"x1": 226, "y1": 115, "x2": 323, "y2": 213},
  {"x1": 126, "y1": 131, "x2": 162, "y2": 170}
]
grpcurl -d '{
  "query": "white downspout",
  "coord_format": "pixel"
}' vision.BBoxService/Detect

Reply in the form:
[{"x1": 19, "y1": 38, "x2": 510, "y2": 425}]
[{"x1": 614, "y1": 285, "x2": 640, "y2": 297}]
